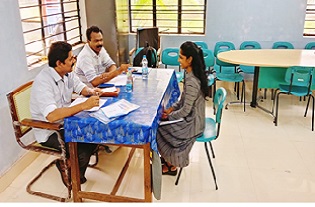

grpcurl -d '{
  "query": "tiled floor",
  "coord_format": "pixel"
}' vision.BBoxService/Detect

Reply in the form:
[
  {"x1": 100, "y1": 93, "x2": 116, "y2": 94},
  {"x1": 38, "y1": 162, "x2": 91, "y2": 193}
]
[{"x1": 1, "y1": 80, "x2": 315, "y2": 203}]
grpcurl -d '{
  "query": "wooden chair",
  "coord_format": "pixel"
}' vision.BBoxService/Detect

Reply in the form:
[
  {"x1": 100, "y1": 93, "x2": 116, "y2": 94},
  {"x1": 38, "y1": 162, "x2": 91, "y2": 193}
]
[{"x1": 6, "y1": 81, "x2": 71, "y2": 202}]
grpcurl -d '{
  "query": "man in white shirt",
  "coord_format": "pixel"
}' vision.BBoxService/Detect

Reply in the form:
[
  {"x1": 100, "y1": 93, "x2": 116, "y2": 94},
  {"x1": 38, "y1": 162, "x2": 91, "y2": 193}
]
[
  {"x1": 75, "y1": 25, "x2": 128, "y2": 153},
  {"x1": 31, "y1": 41, "x2": 103, "y2": 186},
  {"x1": 75, "y1": 25, "x2": 129, "y2": 88}
]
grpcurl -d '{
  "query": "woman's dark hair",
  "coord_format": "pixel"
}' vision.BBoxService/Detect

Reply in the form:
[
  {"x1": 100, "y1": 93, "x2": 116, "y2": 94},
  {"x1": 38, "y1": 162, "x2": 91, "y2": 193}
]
[
  {"x1": 48, "y1": 41, "x2": 72, "y2": 68},
  {"x1": 86, "y1": 26, "x2": 103, "y2": 41},
  {"x1": 180, "y1": 41, "x2": 209, "y2": 97}
]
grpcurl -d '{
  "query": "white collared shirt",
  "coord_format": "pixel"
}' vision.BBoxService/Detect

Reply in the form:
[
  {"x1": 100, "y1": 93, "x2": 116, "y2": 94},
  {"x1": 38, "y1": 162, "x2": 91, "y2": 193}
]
[
  {"x1": 30, "y1": 67, "x2": 86, "y2": 143},
  {"x1": 75, "y1": 44, "x2": 116, "y2": 87}
]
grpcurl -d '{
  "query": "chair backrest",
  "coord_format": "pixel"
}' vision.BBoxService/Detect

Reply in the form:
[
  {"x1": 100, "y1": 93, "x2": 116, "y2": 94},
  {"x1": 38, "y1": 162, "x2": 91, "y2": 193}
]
[
  {"x1": 6, "y1": 81, "x2": 61, "y2": 154},
  {"x1": 214, "y1": 41, "x2": 235, "y2": 57},
  {"x1": 136, "y1": 27, "x2": 159, "y2": 51},
  {"x1": 161, "y1": 47, "x2": 180, "y2": 67},
  {"x1": 7, "y1": 81, "x2": 33, "y2": 141},
  {"x1": 305, "y1": 42, "x2": 315, "y2": 50},
  {"x1": 202, "y1": 48, "x2": 215, "y2": 69},
  {"x1": 213, "y1": 87, "x2": 227, "y2": 137},
  {"x1": 194, "y1": 41, "x2": 208, "y2": 49},
  {"x1": 284, "y1": 66, "x2": 314, "y2": 89},
  {"x1": 272, "y1": 41, "x2": 294, "y2": 49},
  {"x1": 215, "y1": 48, "x2": 237, "y2": 69},
  {"x1": 240, "y1": 41, "x2": 261, "y2": 50}
]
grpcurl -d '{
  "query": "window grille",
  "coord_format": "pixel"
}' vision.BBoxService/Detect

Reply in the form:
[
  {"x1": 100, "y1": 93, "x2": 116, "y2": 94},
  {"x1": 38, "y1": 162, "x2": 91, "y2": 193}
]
[
  {"x1": 304, "y1": 0, "x2": 315, "y2": 37},
  {"x1": 129, "y1": 0, "x2": 207, "y2": 34},
  {"x1": 19, "y1": 0, "x2": 82, "y2": 67}
]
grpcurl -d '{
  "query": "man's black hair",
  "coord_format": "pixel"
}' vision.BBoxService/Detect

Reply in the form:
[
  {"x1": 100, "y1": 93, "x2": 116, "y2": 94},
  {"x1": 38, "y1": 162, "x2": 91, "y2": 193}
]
[
  {"x1": 86, "y1": 26, "x2": 103, "y2": 41},
  {"x1": 48, "y1": 41, "x2": 72, "y2": 68}
]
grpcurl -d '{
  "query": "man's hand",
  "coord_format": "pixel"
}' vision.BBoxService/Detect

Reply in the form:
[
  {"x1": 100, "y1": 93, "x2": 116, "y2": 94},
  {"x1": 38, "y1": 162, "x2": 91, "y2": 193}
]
[
  {"x1": 118, "y1": 64, "x2": 130, "y2": 74},
  {"x1": 83, "y1": 96, "x2": 100, "y2": 110}
]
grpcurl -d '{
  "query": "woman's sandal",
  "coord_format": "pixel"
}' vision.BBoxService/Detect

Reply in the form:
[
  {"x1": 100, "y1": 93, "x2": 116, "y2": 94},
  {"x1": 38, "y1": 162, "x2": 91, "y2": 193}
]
[{"x1": 162, "y1": 162, "x2": 178, "y2": 176}]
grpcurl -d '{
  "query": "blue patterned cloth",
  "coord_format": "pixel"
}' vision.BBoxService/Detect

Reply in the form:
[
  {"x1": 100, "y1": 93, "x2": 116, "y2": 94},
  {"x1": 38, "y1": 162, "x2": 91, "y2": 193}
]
[{"x1": 64, "y1": 69, "x2": 180, "y2": 152}]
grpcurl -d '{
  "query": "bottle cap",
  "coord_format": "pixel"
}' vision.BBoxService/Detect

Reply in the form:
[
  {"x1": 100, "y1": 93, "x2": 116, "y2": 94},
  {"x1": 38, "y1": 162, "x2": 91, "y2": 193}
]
[{"x1": 143, "y1": 55, "x2": 146, "y2": 58}]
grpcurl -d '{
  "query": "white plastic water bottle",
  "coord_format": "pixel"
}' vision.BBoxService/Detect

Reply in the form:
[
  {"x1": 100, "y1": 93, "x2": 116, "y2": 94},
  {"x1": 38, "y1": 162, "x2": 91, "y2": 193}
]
[
  {"x1": 142, "y1": 55, "x2": 148, "y2": 80},
  {"x1": 126, "y1": 67, "x2": 133, "y2": 92}
]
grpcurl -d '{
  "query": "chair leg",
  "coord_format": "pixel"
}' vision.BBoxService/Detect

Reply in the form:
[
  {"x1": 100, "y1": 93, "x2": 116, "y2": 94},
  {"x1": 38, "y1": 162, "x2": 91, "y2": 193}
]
[
  {"x1": 26, "y1": 159, "x2": 71, "y2": 202},
  {"x1": 204, "y1": 142, "x2": 218, "y2": 190},
  {"x1": 175, "y1": 167, "x2": 183, "y2": 185},
  {"x1": 209, "y1": 142, "x2": 215, "y2": 158},
  {"x1": 274, "y1": 92, "x2": 283, "y2": 126},
  {"x1": 304, "y1": 95, "x2": 311, "y2": 117},
  {"x1": 312, "y1": 96, "x2": 314, "y2": 131}
]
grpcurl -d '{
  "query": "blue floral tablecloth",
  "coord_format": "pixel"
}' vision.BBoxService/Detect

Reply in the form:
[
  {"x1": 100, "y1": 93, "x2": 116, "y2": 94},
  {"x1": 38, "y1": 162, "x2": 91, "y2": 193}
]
[{"x1": 64, "y1": 69, "x2": 180, "y2": 152}]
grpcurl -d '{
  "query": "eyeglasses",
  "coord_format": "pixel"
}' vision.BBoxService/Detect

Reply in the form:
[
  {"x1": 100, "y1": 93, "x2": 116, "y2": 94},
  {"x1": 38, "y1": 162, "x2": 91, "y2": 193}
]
[{"x1": 70, "y1": 55, "x2": 77, "y2": 61}]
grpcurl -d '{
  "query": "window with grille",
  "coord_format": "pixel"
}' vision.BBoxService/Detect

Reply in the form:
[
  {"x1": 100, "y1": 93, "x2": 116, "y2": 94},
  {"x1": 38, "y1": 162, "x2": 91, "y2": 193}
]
[
  {"x1": 304, "y1": 0, "x2": 315, "y2": 36},
  {"x1": 129, "y1": 0, "x2": 207, "y2": 34},
  {"x1": 18, "y1": 0, "x2": 82, "y2": 68}
]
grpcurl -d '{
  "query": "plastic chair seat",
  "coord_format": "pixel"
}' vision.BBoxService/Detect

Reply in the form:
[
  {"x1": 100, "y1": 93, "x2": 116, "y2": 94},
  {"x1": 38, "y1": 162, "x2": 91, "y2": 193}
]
[
  {"x1": 279, "y1": 84, "x2": 312, "y2": 97},
  {"x1": 216, "y1": 73, "x2": 244, "y2": 82},
  {"x1": 239, "y1": 65, "x2": 255, "y2": 74},
  {"x1": 196, "y1": 118, "x2": 216, "y2": 142}
]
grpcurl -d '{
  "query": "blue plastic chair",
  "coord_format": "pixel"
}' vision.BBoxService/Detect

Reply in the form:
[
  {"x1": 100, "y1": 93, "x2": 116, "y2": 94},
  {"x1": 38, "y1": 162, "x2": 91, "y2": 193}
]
[
  {"x1": 273, "y1": 66, "x2": 314, "y2": 131},
  {"x1": 194, "y1": 41, "x2": 208, "y2": 49},
  {"x1": 161, "y1": 48, "x2": 184, "y2": 83},
  {"x1": 305, "y1": 42, "x2": 315, "y2": 50},
  {"x1": 272, "y1": 41, "x2": 294, "y2": 49},
  {"x1": 238, "y1": 41, "x2": 261, "y2": 74},
  {"x1": 175, "y1": 87, "x2": 227, "y2": 190}
]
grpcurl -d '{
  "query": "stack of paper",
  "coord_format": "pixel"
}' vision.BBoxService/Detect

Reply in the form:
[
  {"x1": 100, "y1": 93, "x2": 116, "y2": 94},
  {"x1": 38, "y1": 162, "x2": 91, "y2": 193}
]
[{"x1": 101, "y1": 99, "x2": 140, "y2": 118}]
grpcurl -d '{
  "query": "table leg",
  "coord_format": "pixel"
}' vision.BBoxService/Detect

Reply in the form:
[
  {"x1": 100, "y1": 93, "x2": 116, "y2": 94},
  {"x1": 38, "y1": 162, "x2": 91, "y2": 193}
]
[
  {"x1": 143, "y1": 143, "x2": 152, "y2": 202},
  {"x1": 69, "y1": 142, "x2": 82, "y2": 202},
  {"x1": 251, "y1": 66, "x2": 260, "y2": 107}
]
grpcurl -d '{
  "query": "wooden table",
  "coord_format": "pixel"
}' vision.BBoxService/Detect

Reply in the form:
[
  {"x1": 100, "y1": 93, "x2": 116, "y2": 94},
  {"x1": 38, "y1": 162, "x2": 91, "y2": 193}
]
[{"x1": 218, "y1": 49, "x2": 315, "y2": 108}]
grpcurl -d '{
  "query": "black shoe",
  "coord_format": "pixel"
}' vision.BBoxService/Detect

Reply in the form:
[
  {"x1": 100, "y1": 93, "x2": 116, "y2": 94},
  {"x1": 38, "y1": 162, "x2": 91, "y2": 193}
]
[
  {"x1": 56, "y1": 160, "x2": 71, "y2": 188},
  {"x1": 80, "y1": 176, "x2": 87, "y2": 184}
]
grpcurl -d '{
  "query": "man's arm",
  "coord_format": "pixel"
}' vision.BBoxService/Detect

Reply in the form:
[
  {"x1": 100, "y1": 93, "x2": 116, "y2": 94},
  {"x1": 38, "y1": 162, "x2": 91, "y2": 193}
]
[
  {"x1": 90, "y1": 64, "x2": 129, "y2": 87},
  {"x1": 46, "y1": 95, "x2": 100, "y2": 123}
]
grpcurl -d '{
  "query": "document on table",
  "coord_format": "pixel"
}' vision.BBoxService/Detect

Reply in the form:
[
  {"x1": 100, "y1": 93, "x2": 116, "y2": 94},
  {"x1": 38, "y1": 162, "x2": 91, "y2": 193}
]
[
  {"x1": 159, "y1": 118, "x2": 184, "y2": 126},
  {"x1": 70, "y1": 97, "x2": 107, "y2": 112},
  {"x1": 106, "y1": 74, "x2": 127, "y2": 86},
  {"x1": 100, "y1": 99, "x2": 140, "y2": 118},
  {"x1": 101, "y1": 86, "x2": 117, "y2": 92}
]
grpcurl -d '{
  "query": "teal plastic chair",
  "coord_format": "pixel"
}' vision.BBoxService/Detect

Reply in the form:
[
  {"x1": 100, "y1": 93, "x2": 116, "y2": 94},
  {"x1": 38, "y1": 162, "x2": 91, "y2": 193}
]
[
  {"x1": 161, "y1": 48, "x2": 184, "y2": 83},
  {"x1": 273, "y1": 66, "x2": 314, "y2": 131},
  {"x1": 202, "y1": 49, "x2": 216, "y2": 98},
  {"x1": 215, "y1": 48, "x2": 245, "y2": 112},
  {"x1": 175, "y1": 87, "x2": 227, "y2": 190},
  {"x1": 305, "y1": 42, "x2": 315, "y2": 50},
  {"x1": 238, "y1": 41, "x2": 261, "y2": 74},
  {"x1": 272, "y1": 41, "x2": 294, "y2": 49},
  {"x1": 194, "y1": 41, "x2": 208, "y2": 49}
]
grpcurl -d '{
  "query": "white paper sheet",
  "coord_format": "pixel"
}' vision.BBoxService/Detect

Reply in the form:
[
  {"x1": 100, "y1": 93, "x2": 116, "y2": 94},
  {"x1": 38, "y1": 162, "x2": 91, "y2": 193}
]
[
  {"x1": 70, "y1": 97, "x2": 107, "y2": 112},
  {"x1": 101, "y1": 86, "x2": 117, "y2": 92},
  {"x1": 106, "y1": 74, "x2": 128, "y2": 86},
  {"x1": 159, "y1": 118, "x2": 184, "y2": 126},
  {"x1": 100, "y1": 99, "x2": 140, "y2": 118}
]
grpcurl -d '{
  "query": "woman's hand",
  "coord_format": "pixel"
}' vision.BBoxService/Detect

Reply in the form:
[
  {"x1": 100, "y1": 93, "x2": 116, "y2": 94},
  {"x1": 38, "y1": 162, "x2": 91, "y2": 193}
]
[
  {"x1": 163, "y1": 107, "x2": 174, "y2": 115},
  {"x1": 161, "y1": 112, "x2": 169, "y2": 121}
]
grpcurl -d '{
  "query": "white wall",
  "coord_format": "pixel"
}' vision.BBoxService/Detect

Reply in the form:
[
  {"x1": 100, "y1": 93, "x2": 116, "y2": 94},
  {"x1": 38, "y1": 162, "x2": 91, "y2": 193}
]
[{"x1": 0, "y1": 0, "x2": 313, "y2": 179}]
